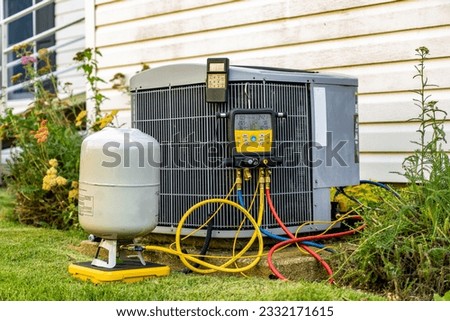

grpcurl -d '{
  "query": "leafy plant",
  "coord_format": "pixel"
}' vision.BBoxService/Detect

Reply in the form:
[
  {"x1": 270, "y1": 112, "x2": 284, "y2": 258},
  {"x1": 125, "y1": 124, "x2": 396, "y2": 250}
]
[
  {"x1": 73, "y1": 48, "x2": 120, "y2": 131},
  {"x1": 434, "y1": 290, "x2": 450, "y2": 301},
  {"x1": 73, "y1": 48, "x2": 106, "y2": 116},
  {"x1": 336, "y1": 47, "x2": 450, "y2": 300},
  {"x1": 0, "y1": 46, "x2": 116, "y2": 229}
]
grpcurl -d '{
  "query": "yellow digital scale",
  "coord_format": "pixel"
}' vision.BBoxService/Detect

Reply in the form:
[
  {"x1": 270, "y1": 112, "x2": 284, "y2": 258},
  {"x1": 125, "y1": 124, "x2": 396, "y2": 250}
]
[{"x1": 69, "y1": 260, "x2": 170, "y2": 284}]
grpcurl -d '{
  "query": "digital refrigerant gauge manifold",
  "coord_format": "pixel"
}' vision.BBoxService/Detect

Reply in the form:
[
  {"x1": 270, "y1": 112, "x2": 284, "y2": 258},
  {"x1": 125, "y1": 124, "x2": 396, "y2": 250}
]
[{"x1": 218, "y1": 109, "x2": 286, "y2": 168}]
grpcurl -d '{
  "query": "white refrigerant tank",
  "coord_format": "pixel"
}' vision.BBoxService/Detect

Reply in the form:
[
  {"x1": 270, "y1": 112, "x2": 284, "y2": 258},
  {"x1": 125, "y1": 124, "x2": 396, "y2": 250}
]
[{"x1": 78, "y1": 127, "x2": 160, "y2": 240}]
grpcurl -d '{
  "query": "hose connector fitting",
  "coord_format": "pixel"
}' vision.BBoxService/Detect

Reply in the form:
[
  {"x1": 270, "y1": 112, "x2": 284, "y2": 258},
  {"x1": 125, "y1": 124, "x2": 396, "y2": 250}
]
[
  {"x1": 243, "y1": 168, "x2": 252, "y2": 181},
  {"x1": 265, "y1": 169, "x2": 271, "y2": 189},
  {"x1": 235, "y1": 169, "x2": 242, "y2": 190},
  {"x1": 258, "y1": 168, "x2": 265, "y2": 187}
]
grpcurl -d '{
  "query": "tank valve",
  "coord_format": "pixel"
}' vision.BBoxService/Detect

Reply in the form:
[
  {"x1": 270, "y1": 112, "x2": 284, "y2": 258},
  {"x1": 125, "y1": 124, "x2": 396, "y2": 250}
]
[{"x1": 88, "y1": 234, "x2": 101, "y2": 242}]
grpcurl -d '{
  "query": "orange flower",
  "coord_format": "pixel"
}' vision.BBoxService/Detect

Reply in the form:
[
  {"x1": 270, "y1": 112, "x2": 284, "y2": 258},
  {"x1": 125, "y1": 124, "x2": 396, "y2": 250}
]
[{"x1": 34, "y1": 119, "x2": 49, "y2": 143}]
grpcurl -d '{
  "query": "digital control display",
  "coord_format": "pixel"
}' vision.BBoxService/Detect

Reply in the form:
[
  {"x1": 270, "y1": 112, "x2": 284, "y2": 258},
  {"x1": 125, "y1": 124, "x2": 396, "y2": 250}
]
[
  {"x1": 234, "y1": 113, "x2": 272, "y2": 130},
  {"x1": 231, "y1": 111, "x2": 275, "y2": 156},
  {"x1": 206, "y1": 58, "x2": 229, "y2": 102},
  {"x1": 208, "y1": 63, "x2": 225, "y2": 72}
]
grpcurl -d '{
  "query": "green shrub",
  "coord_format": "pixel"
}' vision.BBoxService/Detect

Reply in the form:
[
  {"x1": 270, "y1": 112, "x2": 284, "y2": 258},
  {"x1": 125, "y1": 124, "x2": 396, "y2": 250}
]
[
  {"x1": 336, "y1": 47, "x2": 450, "y2": 300},
  {"x1": 0, "y1": 46, "x2": 114, "y2": 229}
]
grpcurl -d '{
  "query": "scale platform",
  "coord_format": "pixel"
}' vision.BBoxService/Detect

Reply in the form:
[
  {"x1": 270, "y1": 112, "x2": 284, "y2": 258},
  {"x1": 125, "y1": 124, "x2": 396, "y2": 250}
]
[{"x1": 69, "y1": 260, "x2": 170, "y2": 284}]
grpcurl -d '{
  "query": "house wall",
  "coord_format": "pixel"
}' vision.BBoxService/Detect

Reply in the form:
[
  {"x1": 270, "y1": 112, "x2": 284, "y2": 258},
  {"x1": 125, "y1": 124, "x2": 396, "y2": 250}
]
[
  {"x1": 86, "y1": 0, "x2": 450, "y2": 182},
  {"x1": 5, "y1": 0, "x2": 85, "y2": 114},
  {"x1": 55, "y1": 0, "x2": 85, "y2": 96}
]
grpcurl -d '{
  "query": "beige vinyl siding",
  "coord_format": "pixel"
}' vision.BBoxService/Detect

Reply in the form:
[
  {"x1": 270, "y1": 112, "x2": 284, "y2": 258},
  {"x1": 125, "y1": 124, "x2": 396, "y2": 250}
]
[
  {"x1": 88, "y1": 0, "x2": 450, "y2": 182},
  {"x1": 55, "y1": 0, "x2": 85, "y2": 96}
]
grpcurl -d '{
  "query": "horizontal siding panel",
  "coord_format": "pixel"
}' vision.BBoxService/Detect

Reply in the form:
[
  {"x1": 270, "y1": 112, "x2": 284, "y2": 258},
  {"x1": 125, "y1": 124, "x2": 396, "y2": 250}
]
[
  {"x1": 359, "y1": 90, "x2": 450, "y2": 123},
  {"x1": 55, "y1": 25, "x2": 85, "y2": 42},
  {"x1": 95, "y1": 0, "x2": 235, "y2": 26},
  {"x1": 55, "y1": 10, "x2": 84, "y2": 26},
  {"x1": 96, "y1": 25, "x2": 450, "y2": 70},
  {"x1": 99, "y1": 90, "x2": 132, "y2": 111},
  {"x1": 319, "y1": 58, "x2": 450, "y2": 95},
  {"x1": 96, "y1": 0, "x2": 116, "y2": 5},
  {"x1": 56, "y1": 51, "x2": 82, "y2": 66},
  {"x1": 96, "y1": 0, "x2": 397, "y2": 27},
  {"x1": 360, "y1": 153, "x2": 408, "y2": 182},
  {"x1": 359, "y1": 122, "x2": 450, "y2": 152},
  {"x1": 56, "y1": 0, "x2": 84, "y2": 14},
  {"x1": 225, "y1": 26, "x2": 450, "y2": 70},
  {"x1": 111, "y1": 110, "x2": 131, "y2": 128},
  {"x1": 57, "y1": 74, "x2": 85, "y2": 96},
  {"x1": 96, "y1": 0, "x2": 450, "y2": 48}
]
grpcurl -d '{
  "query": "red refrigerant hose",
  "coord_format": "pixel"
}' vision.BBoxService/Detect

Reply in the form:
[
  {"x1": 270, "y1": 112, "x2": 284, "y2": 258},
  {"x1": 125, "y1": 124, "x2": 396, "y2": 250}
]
[{"x1": 265, "y1": 188, "x2": 365, "y2": 283}]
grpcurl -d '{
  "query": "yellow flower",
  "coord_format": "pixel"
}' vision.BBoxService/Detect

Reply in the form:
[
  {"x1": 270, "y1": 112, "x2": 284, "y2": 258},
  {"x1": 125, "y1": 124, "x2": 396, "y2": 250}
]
[
  {"x1": 71, "y1": 181, "x2": 79, "y2": 189},
  {"x1": 38, "y1": 65, "x2": 52, "y2": 75},
  {"x1": 75, "y1": 110, "x2": 87, "y2": 127},
  {"x1": 42, "y1": 174, "x2": 57, "y2": 190},
  {"x1": 12, "y1": 43, "x2": 29, "y2": 53},
  {"x1": 11, "y1": 73, "x2": 23, "y2": 84},
  {"x1": 68, "y1": 189, "x2": 79, "y2": 200},
  {"x1": 55, "y1": 176, "x2": 67, "y2": 186},
  {"x1": 46, "y1": 167, "x2": 57, "y2": 175},
  {"x1": 42, "y1": 181, "x2": 52, "y2": 191},
  {"x1": 95, "y1": 110, "x2": 119, "y2": 129},
  {"x1": 37, "y1": 48, "x2": 49, "y2": 59},
  {"x1": 42, "y1": 160, "x2": 67, "y2": 191},
  {"x1": 48, "y1": 159, "x2": 58, "y2": 168}
]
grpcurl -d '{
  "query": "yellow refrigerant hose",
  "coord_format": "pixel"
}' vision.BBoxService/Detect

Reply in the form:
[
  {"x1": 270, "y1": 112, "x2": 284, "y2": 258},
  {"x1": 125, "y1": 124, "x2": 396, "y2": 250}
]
[{"x1": 139, "y1": 170, "x2": 266, "y2": 274}]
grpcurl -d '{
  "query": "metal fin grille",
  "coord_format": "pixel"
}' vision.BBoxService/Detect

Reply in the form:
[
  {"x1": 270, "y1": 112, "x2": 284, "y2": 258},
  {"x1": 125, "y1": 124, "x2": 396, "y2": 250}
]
[{"x1": 132, "y1": 82, "x2": 313, "y2": 234}]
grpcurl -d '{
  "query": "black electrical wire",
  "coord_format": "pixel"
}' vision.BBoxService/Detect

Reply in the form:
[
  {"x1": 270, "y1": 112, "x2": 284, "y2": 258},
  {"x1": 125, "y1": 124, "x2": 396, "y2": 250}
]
[
  {"x1": 359, "y1": 179, "x2": 401, "y2": 199},
  {"x1": 182, "y1": 214, "x2": 215, "y2": 274},
  {"x1": 181, "y1": 105, "x2": 222, "y2": 274},
  {"x1": 335, "y1": 186, "x2": 364, "y2": 206},
  {"x1": 334, "y1": 179, "x2": 402, "y2": 213}
]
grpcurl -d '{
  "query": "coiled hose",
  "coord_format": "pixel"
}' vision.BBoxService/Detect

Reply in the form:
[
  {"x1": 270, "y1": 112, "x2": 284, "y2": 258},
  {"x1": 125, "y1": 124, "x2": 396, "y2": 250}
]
[{"x1": 134, "y1": 175, "x2": 266, "y2": 274}]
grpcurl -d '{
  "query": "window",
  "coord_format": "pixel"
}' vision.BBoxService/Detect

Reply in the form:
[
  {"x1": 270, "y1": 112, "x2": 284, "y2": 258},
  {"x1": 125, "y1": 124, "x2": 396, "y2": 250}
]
[{"x1": 4, "y1": 0, "x2": 55, "y2": 99}]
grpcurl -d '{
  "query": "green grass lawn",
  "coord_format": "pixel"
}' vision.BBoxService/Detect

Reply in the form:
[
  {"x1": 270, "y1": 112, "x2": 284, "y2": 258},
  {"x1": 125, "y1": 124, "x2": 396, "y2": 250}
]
[{"x1": 0, "y1": 188, "x2": 384, "y2": 301}]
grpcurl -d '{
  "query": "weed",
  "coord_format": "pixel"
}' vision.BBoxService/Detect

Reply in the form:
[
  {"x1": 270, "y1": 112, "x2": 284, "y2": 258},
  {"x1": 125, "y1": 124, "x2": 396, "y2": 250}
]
[{"x1": 335, "y1": 47, "x2": 450, "y2": 300}]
